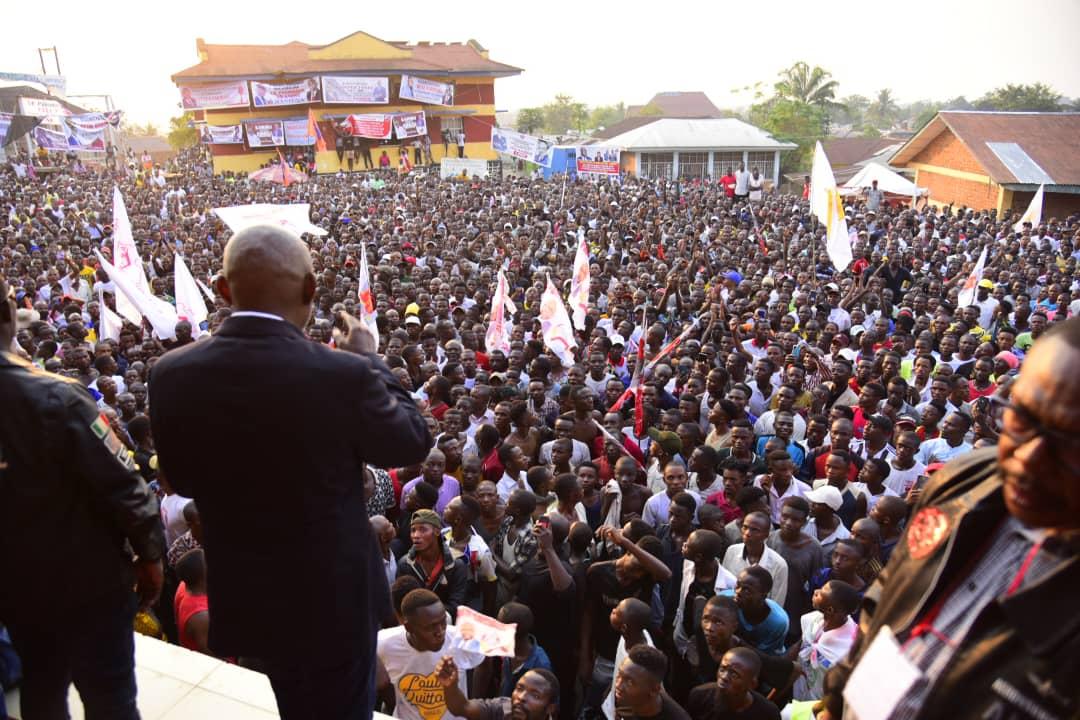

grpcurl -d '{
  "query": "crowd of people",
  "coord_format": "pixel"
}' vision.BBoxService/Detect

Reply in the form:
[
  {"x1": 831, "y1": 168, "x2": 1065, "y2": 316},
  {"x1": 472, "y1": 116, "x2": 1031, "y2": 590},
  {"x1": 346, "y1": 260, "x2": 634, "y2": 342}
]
[{"x1": 2, "y1": 143, "x2": 1079, "y2": 720}]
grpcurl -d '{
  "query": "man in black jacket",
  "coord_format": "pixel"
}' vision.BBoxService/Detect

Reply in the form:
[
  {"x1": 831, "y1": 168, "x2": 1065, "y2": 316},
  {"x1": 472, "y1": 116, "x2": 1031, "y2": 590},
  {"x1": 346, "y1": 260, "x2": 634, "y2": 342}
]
[
  {"x1": 149, "y1": 225, "x2": 431, "y2": 720},
  {"x1": 0, "y1": 276, "x2": 164, "y2": 720},
  {"x1": 822, "y1": 315, "x2": 1080, "y2": 720}
]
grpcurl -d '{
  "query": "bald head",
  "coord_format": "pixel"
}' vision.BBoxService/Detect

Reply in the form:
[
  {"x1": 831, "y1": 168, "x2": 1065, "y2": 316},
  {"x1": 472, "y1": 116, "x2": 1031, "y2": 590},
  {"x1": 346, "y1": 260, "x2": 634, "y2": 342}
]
[{"x1": 218, "y1": 225, "x2": 316, "y2": 328}]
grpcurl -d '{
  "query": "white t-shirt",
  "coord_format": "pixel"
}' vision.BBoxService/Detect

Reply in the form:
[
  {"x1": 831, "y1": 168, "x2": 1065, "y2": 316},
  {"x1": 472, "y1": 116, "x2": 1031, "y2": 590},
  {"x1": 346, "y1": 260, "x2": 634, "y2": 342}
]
[
  {"x1": 734, "y1": 170, "x2": 751, "y2": 195},
  {"x1": 160, "y1": 492, "x2": 192, "y2": 547},
  {"x1": 378, "y1": 625, "x2": 485, "y2": 720}
]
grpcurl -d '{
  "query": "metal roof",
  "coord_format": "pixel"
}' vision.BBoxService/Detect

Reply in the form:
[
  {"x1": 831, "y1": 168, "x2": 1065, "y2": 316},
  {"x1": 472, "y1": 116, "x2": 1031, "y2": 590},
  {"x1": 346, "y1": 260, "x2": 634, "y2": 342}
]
[{"x1": 595, "y1": 118, "x2": 797, "y2": 152}]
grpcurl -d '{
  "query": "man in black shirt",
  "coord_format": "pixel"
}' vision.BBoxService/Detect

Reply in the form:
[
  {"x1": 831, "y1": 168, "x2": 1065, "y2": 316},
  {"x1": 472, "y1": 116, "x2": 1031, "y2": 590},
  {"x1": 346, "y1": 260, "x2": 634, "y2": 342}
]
[
  {"x1": 437, "y1": 656, "x2": 560, "y2": 720},
  {"x1": 612, "y1": 645, "x2": 690, "y2": 720},
  {"x1": 686, "y1": 647, "x2": 779, "y2": 720},
  {"x1": 579, "y1": 527, "x2": 672, "y2": 718}
]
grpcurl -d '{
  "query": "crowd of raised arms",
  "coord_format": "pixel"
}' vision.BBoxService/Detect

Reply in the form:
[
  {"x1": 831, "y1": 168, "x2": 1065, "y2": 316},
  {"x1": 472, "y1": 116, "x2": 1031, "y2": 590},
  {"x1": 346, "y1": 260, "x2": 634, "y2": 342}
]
[{"x1": 3, "y1": 144, "x2": 1079, "y2": 720}]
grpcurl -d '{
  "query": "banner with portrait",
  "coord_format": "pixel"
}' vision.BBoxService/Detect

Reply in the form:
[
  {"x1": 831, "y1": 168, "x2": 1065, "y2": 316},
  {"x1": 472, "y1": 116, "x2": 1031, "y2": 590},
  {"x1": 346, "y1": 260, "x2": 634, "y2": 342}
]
[
  {"x1": 346, "y1": 114, "x2": 393, "y2": 140},
  {"x1": 321, "y1": 75, "x2": 389, "y2": 104},
  {"x1": 250, "y1": 79, "x2": 321, "y2": 107},
  {"x1": 392, "y1": 112, "x2": 428, "y2": 139},
  {"x1": 283, "y1": 118, "x2": 315, "y2": 146},
  {"x1": 490, "y1": 127, "x2": 552, "y2": 167},
  {"x1": 200, "y1": 124, "x2": 244, "y2": 144},
  {"x1": 0, "y1": 114, "x2": 12, "y2": 146},
  {"x1": 65, "y1": 113, "x2": 113, "y2": 134},
  {"x1": 576, "y1": 145, "x2": 620, "y2": 175},
  {"x1": 179, "y1": 81, "x2": 250, "y2": 110},
  {"x1": 67, "y1": 126, "x2": 106, "y2": 152},
  {"x1": 399, "y1": 74, "x2": 454, "y2": 106},
  {"x1": 32, "y1": 125, "x2": 70, "y2": 151},
  {"x1": 244, "y1": 121, "x2": 286, "y2": 148}
]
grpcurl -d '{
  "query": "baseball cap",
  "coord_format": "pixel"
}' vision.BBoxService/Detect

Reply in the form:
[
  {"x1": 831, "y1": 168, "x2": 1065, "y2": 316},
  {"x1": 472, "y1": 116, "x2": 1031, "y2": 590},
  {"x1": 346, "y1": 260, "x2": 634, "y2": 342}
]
[
  {"x1": 896, "y1": 415, "x2": 918, "y2": 429},
  {"x1": 647, "y1": 428, "x2": 683, "y2": 456},
  {"x1": 825, "y1": 282, "x2": 841, "y2": 293},
  {"x1": 609, "y1": 333, "x2": 626, "y2": 348},
  {"x1": 723, "y1": 271, "x2": 743, "y2": 284},
  {"x1": 405, "y1": 302, "x2": 421, "y2": 316},
  {"x1": 850, "y1": 324, "x2": 866, "y2": 337},
  {"x1": 805, "y1": 485, "x2": 843, "y2": 511},
  {"x1": 404, "y1": 315, "x2": 421, "y2": 326},
  {"x1": 410, "y1": 509, "x2": 442, "y2": 529},
  {"x1": 978, "y1": 279, "x2": 994, "y2": 289}
]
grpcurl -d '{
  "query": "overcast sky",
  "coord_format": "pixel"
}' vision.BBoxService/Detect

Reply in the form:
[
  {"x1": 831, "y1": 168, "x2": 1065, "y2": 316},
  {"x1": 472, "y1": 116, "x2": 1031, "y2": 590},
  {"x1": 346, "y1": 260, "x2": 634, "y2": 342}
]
[{"x1": 2, "y1": 0, "x2": 1078, "y2": 127}]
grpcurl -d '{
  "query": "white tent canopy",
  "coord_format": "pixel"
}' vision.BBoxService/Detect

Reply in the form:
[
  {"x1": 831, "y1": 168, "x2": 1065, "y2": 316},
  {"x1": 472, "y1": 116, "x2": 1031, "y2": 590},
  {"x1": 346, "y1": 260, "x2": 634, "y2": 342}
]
[{"x1": 841, "y1": 163, "x2": 927, "y2": 197}]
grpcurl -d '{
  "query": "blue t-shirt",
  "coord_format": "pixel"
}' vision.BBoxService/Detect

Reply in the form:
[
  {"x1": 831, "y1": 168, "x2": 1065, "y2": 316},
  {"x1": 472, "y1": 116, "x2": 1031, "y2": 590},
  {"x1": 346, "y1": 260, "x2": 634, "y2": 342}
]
[{"x1": 719, "y1": 589, "x2": 789, "y2": 655}]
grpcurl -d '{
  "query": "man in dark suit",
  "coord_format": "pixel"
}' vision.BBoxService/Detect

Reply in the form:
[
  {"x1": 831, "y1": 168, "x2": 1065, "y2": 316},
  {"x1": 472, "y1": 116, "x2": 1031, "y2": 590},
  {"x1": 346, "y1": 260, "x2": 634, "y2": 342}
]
[{"x1": 149, "y1": 224, "x2": 431, "y2": 720}]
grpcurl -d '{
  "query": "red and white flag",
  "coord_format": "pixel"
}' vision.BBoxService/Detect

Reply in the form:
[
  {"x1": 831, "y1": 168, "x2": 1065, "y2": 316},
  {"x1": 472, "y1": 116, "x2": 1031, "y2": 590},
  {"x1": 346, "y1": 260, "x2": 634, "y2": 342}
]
[
  {"x1": 173, "y1": 253, "x2": 209, "y2": 337},
  {"x1": 540, "y1": 275, "x2": 577, "y2": 368},
  {"x1": 485, "y1": 269, "x2": 514, "y2": 355},
  {"x1": 357, "y1": 247, "x2": 379, "y2": 337},
  {"x1": 568, "y1": 237, "x2": 590, "y2": 330},
  {"x1": 111, "y1": 186, "x2": 151, "y2": 326}
]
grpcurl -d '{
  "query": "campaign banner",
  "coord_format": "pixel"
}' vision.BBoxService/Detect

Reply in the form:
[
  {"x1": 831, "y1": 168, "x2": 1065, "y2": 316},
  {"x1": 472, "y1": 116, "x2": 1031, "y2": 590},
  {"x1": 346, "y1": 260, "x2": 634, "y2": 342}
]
[
  {"x1": 180, "y1": 81, "x2": 250, "y2": 110},
  {"x1": 0, "y1": 114, "x2": 12, "y2": 145},
  {"x1": 392, "y1": 112, "x2": 428, "y2": 139},
  {"x1": 244, "y1": 121, "x2": 286, "y2": 147},
  {"x1": 67, "y1": 126, "x2": 106, "y2": 152},
  {"x1": 346, "y1": 114, "x2": 392, "y2": 140},
  {"x1": 250, "y1": 79, "x2": 321, "y2": 107},
  {"x1": 456, "y1": 607, "x2": 516, "y2": 657},
  {"x1": 19, "y1": 97, "x2": 67, "y2": 117},
  {"x1": 399, "y1": 74, "x2": 454, "y2": 106},
  {"x1": 0, "y1": 72, "x2": 66, "y2": 94},
  {"x1": 490, "y1": 127, "x2": 552, "y2": 168},
  {"x1": 576, "y1": 145, "x2": 620, "y2": 175},
  {"x1": 200, "y1": 124, "x2": 243, "y2": 144},
  {"x1": 66, "y1": 113, "x2": 111, "y2": 133},
  {"x1": 440, "y1": 157, "x2": 489, "y2": 179},
  {"x1": 283, "y1": 118, "x2": 315, "y2": 146},
  {"x1": 321, "y1": 75, "x2": 389, "y2": 104},
  {"x1": 32, "y1": 125, "x2": 70, "y2": 151}
]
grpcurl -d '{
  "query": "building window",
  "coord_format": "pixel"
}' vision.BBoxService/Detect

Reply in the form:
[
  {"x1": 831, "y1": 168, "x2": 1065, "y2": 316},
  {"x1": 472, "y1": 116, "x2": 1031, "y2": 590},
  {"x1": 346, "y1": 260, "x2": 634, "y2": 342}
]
[
  {"x1": 440, "y1": 116, "x2": 464, "y2": 141},
  {"x1": 748, "y1": 151, "x2": 773, "y2": 180},
  {"x1": 678, "y1": 152, "x2": 708, "y2": 179},
  {"x1": 712, "y1": 151, "x2": 743, "y2": 178},
  {"x1": 640, "y1": 152, "x2": 674, "y2": 180}
]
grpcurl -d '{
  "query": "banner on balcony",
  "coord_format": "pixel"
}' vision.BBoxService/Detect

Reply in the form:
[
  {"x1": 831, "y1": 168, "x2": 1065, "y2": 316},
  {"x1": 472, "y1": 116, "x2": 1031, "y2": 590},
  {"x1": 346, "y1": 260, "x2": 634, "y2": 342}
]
[
  {"x1": 244, "y1": 121, "x2": 286, "y2": 148},
  {"x1": 399, "y1": 74, "x2": 454, "y2": 106},
  {"x1": 250, "y1": 79, "x2": 321, "y2": 107},
  {"x1": 322, "y1": 76, "x2": 389, "y2": 104},
  {"x1": 392, "y1": 112, "x2": 428, "y2": 139},
  {"x1": 179, "y1": 81, "x2": 250, "y2": 110}
]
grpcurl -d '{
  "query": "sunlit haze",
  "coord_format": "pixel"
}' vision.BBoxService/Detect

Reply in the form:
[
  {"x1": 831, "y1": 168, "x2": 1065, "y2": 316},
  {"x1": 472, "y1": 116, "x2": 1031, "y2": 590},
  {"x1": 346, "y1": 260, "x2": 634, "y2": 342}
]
[{"x1": 2, "y1": 0, "x2": 1078, "y2": 127}]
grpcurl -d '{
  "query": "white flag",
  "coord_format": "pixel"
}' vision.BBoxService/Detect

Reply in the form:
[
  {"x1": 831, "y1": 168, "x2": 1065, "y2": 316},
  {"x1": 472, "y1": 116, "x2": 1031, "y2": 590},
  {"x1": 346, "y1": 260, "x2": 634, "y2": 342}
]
[
  {"x1": 568, "y1": 237, "x2": 590, "y2": 329},
  {"x1": 173, "y1": 253, "x2": 209, "y2": 337},
  {"x1": 97, "y1": 288, "x2": 123, "y2": 343},
  {"x1": 485, "y1": 270, "x2": 512, "y2": 355},
  {"x1": 111, "y1": 187, "x2": 152, "y2": 326},
  {"x1": 810, "y1": 142, "x2": 853, "y2": 271},
  {"x1": 213, "y1": 203, "x2": 328, "y2": 237},
  {"x1": 95, "y1": 250, "x2": 179, "y2": 340},
  {"x1": 356, "y1": 247, "x2": 379, "y2": 337},
  {"x1": 957, "y1": 245, "x2": 988, "y2": 310},
  {"x1": 1012, "y1": 184, "x2": 1045, "y2": 234},
  {"x1": 539, "y1": 275, "x2": 577, "y2": 368}
]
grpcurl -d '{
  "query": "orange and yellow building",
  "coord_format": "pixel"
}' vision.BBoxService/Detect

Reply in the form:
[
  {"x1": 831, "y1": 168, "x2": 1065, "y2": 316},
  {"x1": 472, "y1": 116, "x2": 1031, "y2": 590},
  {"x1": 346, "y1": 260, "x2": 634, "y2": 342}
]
[{"x1": 171, "y1": 31, "x2": 521, "y2": 175}]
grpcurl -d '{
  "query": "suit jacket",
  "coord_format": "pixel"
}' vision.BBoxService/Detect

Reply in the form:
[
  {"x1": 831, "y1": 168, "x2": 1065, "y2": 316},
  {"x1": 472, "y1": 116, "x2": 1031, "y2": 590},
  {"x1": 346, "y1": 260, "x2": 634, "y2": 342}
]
[{"x1": 149, "y1": 316, "x2": 431, "y2": 661}]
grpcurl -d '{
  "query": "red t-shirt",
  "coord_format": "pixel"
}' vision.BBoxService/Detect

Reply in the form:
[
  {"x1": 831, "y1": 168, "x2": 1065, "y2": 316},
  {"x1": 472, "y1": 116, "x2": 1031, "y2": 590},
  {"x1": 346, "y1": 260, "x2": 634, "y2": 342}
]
[
  {"x1": 174, "y1": 582, "x2": 209, "y2": 652},
  {"x1": 720, "y1": 174, "x2": 736, "y2": 198}
]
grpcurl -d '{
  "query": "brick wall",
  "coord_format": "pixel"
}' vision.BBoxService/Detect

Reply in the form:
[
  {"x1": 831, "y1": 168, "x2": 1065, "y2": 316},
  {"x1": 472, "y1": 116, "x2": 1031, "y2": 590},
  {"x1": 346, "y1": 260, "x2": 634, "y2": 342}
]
[
  {"x1": 913, "y1": 129, "x2": 984, "y2": 175},
  {"x1": 919, "y1": 169, "x2": 999, "y2": 210}
]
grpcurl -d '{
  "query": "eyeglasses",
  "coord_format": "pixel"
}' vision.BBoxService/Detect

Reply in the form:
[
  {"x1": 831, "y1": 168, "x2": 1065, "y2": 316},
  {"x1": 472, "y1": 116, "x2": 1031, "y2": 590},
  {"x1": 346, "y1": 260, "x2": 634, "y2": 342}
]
[{"x1": 989, "y1": 395, "x2": 1080, "y2": 464}]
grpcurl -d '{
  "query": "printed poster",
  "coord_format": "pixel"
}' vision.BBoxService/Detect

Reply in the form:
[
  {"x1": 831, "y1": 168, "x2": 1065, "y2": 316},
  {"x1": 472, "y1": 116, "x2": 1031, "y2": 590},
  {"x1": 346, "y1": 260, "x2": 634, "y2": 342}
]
[
  {"x1": 322, "y1": 75, "x2": 389, "y2": 104},
  {"x1": 576, "y1": 145, "x2": 620, "y2": 175},
  {"x1": 455, "y1": 607, "x2": 516, "y2": 657},
  {"x1": 346, "y1": 114, "x2": 392, "y2": 140},
  {"x1": 200, "y1": 124, "x2": 244, "y2": 144},
  {"x1": 244, "y1": 121, "x2": 286, "y2": 147},
  {"x1": 19, "y1": 97, "x2": 67, "y2": 117},
  {"x1": 66, "y1": 113, "x2": 111, "y2": 133},
  {"x1": 399, "y1": 74, "x2": 454, "y2": 106},
  {"x1": 179, "y1": 81, "x2": 250, "y2": 110},
  {"x1": 250, "y1": 79, "x2": 321, "y2": 107},
  {"x1": 392, "y1": 112, "x2": 428, "y2": 139},
  {"x1": 283, "y1": 118, "x2": 315, "y2": 146},
  {"x1": 491, "y1": 127, "x2": 552, "y2": 168},
  {"x1": 0, "y1": 114, "x2": 12, "y2": 145},
  {"x1": 32, "y1": 125, "x2": 69, "y2": 151}
]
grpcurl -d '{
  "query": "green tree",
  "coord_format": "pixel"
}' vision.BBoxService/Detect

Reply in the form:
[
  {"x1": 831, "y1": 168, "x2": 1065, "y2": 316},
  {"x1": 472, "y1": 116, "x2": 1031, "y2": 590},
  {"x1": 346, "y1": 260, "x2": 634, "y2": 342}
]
[
  {"x1": 637, "y1": 102, "x2": 665, "y2": 117},
  {"x1": 866, "y1": 88, "x2": 899, "y2": 128},
  {"x1": 976, "y1": 83, "x2": 1063, "y2": 111},
  {"x1": 749, "y1": 97, "x2": 827, "y2": 172},
  {"x1": 569, "y1": 103, "x2": 589, "y2": 133},
  {"x1": 833, "y1": 94, "x2": 870, "y2": 127},
  {"x1": 166, "y1": 114, "x2": 197, "y2": 149},
  {"x1": 588, "y1": 102, "x2": 626, "y2": 131},
  {"x1": 774, "y1": 62, "x2": 839, "y2": 107},
  {"x1": 543, "y1": 94, "x2": 577, "y2": 134},
  {"x1": 517, "y1": 107, "x2": 545, "y2": 135}
]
